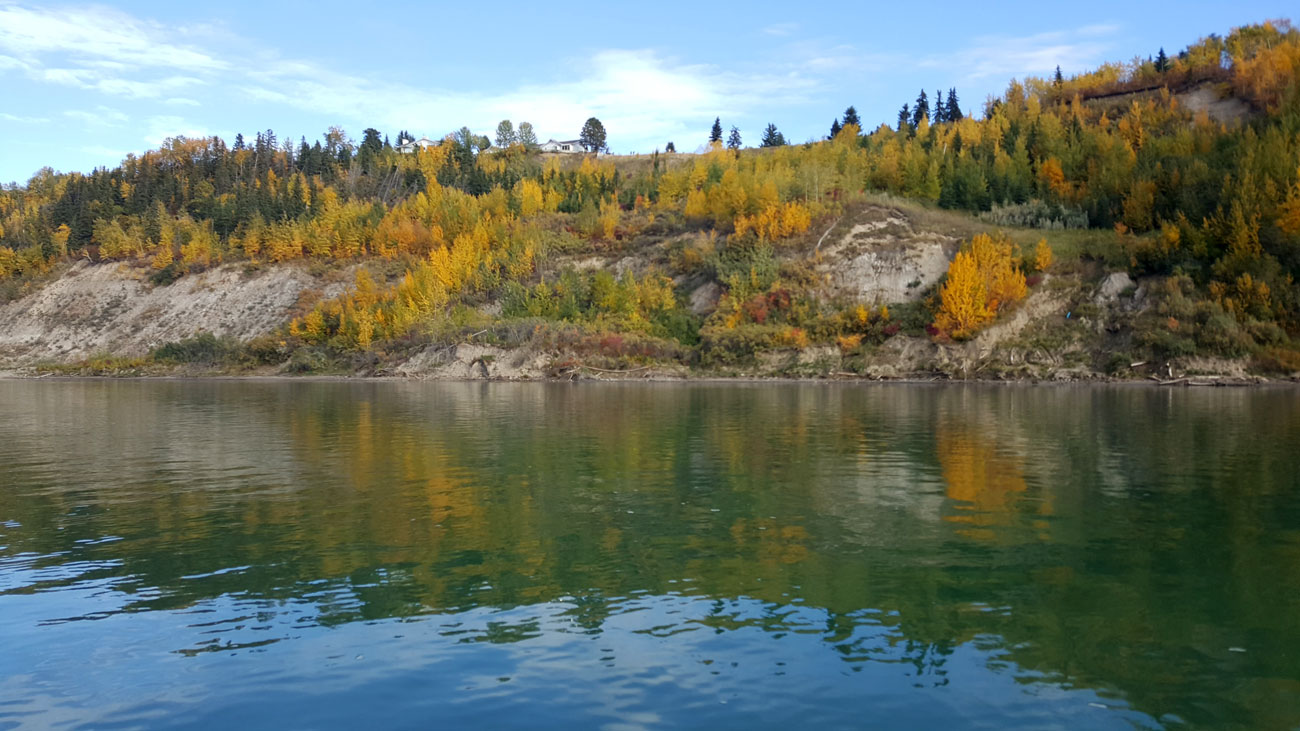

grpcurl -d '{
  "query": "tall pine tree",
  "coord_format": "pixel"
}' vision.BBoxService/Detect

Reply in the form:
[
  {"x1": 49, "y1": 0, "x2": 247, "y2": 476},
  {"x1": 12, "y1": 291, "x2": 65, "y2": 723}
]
[
  {"x1": 897, "y1": 104, "x2": 911, "y2": 133},
  {"x1": 760, "y1": 123, "x2": 785, "y2": 147},
  {"x1": 830, "y1": 119, "x2": 842, "y2": 138},
  {"x1": 912, "y1": 90, "x2": 929, "y2": 128},
  {"x1": 947, "y1": 89, "x2": 963, "y2": 121},
  {"x1": 842, "y1": 106, "x2": 860, "y2": 130},
  {"x1": 709, "y1": 118, "x2": 723, "y2": 143}
]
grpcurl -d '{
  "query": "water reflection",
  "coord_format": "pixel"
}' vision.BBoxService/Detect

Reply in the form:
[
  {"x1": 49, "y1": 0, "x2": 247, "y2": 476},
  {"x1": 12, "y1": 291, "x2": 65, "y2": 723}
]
[{"x1": 1, "y1": 381, "x2": 1298, "y2": 729}]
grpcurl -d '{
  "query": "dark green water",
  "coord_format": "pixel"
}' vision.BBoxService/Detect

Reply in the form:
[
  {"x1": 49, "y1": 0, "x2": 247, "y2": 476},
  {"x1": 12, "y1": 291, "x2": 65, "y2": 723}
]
[{"x1": 1, "y1": 381, "x2": 1298, "y2": 730}]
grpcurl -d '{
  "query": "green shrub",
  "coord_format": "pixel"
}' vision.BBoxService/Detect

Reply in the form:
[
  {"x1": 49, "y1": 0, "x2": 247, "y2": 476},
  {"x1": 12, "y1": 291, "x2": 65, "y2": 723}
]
[
  {"x1": 151, "y1": 332, "x2": 240, "y2": 364},
  {"x1": 286, "y1": 347, "x2": 329, "y2": 373}
]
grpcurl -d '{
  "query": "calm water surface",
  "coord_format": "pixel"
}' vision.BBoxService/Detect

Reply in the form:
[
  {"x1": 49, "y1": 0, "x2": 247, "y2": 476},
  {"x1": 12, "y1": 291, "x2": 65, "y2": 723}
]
[{"x1": 0, "y1": 380, "x2": 1298, "y2": 729}]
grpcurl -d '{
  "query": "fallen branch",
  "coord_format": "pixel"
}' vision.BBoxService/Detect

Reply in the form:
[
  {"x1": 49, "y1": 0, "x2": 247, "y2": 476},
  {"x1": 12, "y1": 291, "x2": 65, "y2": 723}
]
[{"x1": 814, "y1": 217, "x2": 842, "y2": 252}]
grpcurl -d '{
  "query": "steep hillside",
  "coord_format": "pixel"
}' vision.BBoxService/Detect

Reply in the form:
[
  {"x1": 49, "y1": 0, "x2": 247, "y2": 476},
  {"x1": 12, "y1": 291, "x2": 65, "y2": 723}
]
[
  {"x1": 0, "y1": 197, "x2": 1273, "y2": 383},
  {"x1": 0, "y1": 262, "x2": 348, "y2": 367},
  {"x1": 2, "y1": 20, "x2": 1299, "y2": 382}
]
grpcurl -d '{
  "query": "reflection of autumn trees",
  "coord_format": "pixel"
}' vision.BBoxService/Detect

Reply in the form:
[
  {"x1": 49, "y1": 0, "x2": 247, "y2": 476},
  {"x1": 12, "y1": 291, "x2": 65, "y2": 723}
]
[
  {"x1": 2, "y1": 382, "x2": 1300, "y2": 725},
  {"x1": 937, "y1": 425, "x2": 1029, "y2": 540}
]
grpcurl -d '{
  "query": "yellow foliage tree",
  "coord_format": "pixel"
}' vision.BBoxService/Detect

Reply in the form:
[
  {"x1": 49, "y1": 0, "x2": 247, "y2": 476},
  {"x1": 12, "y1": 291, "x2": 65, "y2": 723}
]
[
  {"x1": 1033, "y1": 239, "x2": 1053, "y2": 272},
  {"x1": 935, "y1": 232, "x2": 1028, "y2": 338},
  {"x1": 935, "y1": 249, "x2": 991, "y2": 338}
]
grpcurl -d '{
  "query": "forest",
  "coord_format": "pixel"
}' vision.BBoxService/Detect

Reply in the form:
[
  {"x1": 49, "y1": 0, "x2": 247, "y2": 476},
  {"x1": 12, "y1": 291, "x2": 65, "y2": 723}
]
[{"x1": 2, "y1": 19, "x2": 1299, "y2": 376}]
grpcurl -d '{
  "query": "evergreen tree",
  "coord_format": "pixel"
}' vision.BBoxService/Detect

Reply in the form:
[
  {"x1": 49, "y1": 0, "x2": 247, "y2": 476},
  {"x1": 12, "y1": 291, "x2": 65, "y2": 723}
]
[
  {"x1": 1155, "y1": 47, "x2": 1169, "y2": 72},
  {"x1": 830, "y1": 119, "x2": 842, "y2": 138},
  {"x1": 912, "y1": 90, "x2": 929, "y2": 128},
  {"x1": 358, "y1": 128, "x2": 383, "y2": 172},
  {"x1": 580, "y1": 117, "x2": 607, "y2": 153},
  {"x1": 842, "y1": 106, "x2": 860, "y2": 129},
  {"x1": 233, "y1": 133, "x2": 245, "y2": 151},
  {"x1": 727, "y1": 126, "x2": 742, "y2": 151},
  {"x1": 710, "y1": 117, "x2": 723, "y2": 143},
  {"x1": 759, "y1": 123, "x2": 785, "y2": 147},
  {"x1": 1054, "y1": 65, "x2": 1064, "y2": 86},
  {"x1": 947, "y1": 88, "x2": 963, "y2": 121},
  {"x1": 933, "y1": 90, "x2": 945, "y2": 123},
  {"x1": 897, "y1": 104, "x2": 911, "y2": 134}
]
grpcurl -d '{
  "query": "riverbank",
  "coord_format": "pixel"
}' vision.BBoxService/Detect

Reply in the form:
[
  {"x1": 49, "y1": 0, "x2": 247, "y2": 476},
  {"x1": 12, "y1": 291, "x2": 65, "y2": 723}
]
[
  {"x1": 4, "y1": 202, "x2": 1298, "y2": 386},
  {"x1": 1, "y1": 362, "x2": 1284, "y2": 386}
]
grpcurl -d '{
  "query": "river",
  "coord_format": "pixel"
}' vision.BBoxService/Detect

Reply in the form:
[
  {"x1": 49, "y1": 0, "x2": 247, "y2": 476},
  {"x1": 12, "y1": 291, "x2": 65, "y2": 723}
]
[{"x1": 1, "y1": 380, "x2": 1297, "y2": 729}]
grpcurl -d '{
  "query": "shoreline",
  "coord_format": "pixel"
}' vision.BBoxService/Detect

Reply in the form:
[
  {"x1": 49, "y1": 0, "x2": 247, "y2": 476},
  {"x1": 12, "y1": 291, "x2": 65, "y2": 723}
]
[{"x1": 0, "y1": 370, "x2": 1288, "y2": 387}]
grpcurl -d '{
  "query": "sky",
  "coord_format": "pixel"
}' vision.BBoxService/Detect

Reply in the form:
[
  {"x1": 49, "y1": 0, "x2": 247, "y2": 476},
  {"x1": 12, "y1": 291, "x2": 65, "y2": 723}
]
[{"x1": 0, "y1": 0, "x2": 1295, "y2": 183}]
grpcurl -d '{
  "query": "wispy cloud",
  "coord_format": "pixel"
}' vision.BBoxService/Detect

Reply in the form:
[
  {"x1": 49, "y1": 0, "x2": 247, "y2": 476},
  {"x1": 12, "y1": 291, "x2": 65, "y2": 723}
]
[
  {"x1": 0, "y1": 3, "x2": 220, "y2": 101},
  {"x1": 142, "y1": 115, "x2": 208, "y2": 145},
  {"x1": 0, "y1": 3, "x2": 821, "y2": 152},
  {"x1": 0, "y1": 111, "x2": 47, "y2": 123},
  {"x1": 0, "y1": 4, "x2": 227, "y2": 72},
  {"x1": 920, "y1": 26, "x2": 1118, "y2": 80},
  {"x1": 63, "y1": 107, "x2": 129, "y2": 127},
  {"x1": 240, "y1": 48, "x2": 819, "y2": 148},
  {"x1": 763, "y1": 23, "x2": 799, "y2": 37}
]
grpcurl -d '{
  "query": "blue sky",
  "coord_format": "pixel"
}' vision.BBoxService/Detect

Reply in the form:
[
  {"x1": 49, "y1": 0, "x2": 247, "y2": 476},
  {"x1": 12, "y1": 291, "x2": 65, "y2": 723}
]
[{"x1": 0, "y1": 1, "x2": 1294, "y2": 183}]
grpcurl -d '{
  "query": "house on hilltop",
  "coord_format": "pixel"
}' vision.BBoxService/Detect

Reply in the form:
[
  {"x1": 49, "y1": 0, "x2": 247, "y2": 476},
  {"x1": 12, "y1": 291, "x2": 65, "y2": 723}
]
[
  {"x1": 396, "y1": 136, "x2": 438, "y2": 154},
  {"x1": 539, "y1": 139, "x2": 584, "y2": 154}
]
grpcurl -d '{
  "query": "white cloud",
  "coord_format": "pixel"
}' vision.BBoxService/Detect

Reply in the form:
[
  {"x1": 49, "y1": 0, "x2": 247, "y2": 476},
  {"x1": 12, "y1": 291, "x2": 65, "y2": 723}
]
[
  {"x1": 81, "y1": 145, "x2": 129, "y2": 159},
  {"x1": 0, "y1": 4, "x2": 227, "y2": 72},
  {"x1": 0, "y1": 3, "x2": 823, "y2": 152},
  {"x1": 0, "y1": 4, "x2": 222, "y2": 103},
  {"x1": 237, "y1": 48, "x2": 819, "y2": 151},
  {"x1": 921, "y1": 27, "x2": 1117, "y2": 80},
  {"x1": 763, "y1": 23, "x2": 799, "y2": 37},
  {"x1": 142, "y1": 115, "x2": 207, "y2": 145},
  {"x1": 63, "y1": 107, "x2": 129, "y2": 127},
  {"x1": 0, "y1": 112, "x2": 47, "y2": 123}
]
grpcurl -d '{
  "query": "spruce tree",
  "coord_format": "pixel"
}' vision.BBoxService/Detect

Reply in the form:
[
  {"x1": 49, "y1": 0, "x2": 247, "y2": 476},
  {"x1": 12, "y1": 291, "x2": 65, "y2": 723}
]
[
  {"x1": 760, "y1": 123, "x2": 785, "y2": 147},
  {"x1": 1155, "y1": 47, "x2": 1169, "y2": 73},
  {"x1": 727, "y1": 126, "x2": 742, "y2": 151},
  {"x1": 947, "y1": 89, "x2": 963, "y2": 121},
  {"x1": 830, "y1": 119, "x2": 842, "y2": 138},
  {"x1": 842, "y1": 106, "x2": 860, "y2": 130},
  {"x1": 933, "y1": 90, "x2": 945, "y2": 123},
  {"x1": 1054, "y1": 65, "x2": 1064, "y2": 86},
  {"x1": 912, "y1": 90, "x2": 929, "y2": 128},
  {"x1": 897, "y1": 104, "x2": 911, "y2": 133},
  {"x1": 710, "y1": 117, "x2": 723, "y2": 143}
]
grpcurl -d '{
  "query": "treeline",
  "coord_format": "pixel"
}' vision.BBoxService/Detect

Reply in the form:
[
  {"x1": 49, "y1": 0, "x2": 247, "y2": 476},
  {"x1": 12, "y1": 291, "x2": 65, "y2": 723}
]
[{"x1": 2, "y1": 20, "x2": 1300, "y2": 359}]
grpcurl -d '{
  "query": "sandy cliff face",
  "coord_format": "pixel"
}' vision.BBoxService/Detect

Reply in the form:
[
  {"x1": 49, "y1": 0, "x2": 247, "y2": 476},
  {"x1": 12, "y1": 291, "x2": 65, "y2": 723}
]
[{"x1": 0, "y1": 262, "x2": 338, "y2": 366}]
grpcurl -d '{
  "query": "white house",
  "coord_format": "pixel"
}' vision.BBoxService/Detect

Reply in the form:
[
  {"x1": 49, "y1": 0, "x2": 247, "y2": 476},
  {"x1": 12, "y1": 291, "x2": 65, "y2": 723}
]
[
  {"x1": 396, "y1": 136, "x2": 439, "y2": 154},
  {"x1": 539, "y1": 139, "x2": 585, "y2": 154}
]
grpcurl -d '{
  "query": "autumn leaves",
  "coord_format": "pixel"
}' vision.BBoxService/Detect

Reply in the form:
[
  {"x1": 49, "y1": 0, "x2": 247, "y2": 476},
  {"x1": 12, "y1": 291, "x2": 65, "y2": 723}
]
[{"x1": 934, "y1": 234, "x2": 1048, "y2": 339}]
